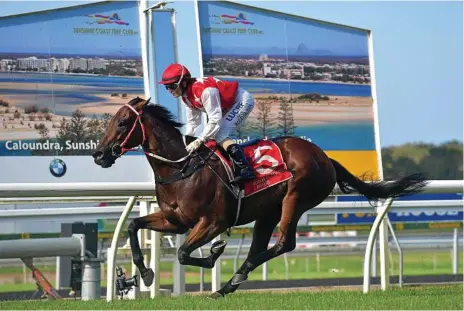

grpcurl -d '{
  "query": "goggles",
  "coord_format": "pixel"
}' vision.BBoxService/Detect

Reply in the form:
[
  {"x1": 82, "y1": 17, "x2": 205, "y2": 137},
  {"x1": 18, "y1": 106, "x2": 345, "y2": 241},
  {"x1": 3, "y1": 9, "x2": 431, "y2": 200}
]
[{"x1": 164, "y1": 65, "x2": 185, "y2": 91}]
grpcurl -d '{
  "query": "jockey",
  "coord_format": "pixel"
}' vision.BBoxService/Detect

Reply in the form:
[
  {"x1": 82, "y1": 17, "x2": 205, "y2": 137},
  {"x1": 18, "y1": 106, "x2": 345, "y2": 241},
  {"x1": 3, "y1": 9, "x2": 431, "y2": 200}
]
[{"x1": 158, "y1": 63, "x2": 256, "y2": 183}]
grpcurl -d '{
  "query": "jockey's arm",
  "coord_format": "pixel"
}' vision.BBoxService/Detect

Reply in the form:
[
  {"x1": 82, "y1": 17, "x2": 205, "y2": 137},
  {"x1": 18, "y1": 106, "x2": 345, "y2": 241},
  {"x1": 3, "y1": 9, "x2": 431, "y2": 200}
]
[
  {"x1": 198, "y1": 87, "x2": 222, "y2": 141},
  {"x1": 185, "y1": 106, "x2": 201, "y2": 137}
]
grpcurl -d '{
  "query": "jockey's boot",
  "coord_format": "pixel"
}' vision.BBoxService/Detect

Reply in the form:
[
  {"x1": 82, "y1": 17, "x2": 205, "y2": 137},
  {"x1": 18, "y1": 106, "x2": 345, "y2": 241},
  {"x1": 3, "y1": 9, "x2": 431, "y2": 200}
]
[{"x1": 226, "y1": 144, "x2": 256, "y2": 183}]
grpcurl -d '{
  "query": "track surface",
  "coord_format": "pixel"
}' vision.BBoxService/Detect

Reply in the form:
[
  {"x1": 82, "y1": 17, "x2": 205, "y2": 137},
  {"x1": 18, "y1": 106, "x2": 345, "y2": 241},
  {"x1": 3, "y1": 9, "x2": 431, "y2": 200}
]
[{"x1": 0, "y1": 274, "x2": 462, "y2": 301}]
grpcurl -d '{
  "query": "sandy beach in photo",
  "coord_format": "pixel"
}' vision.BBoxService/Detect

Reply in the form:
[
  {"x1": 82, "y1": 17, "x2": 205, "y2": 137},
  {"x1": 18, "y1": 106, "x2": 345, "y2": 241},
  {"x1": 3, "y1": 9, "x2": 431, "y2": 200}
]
[
  {"x1": 78, "y1": 93, "x2": 144, "y2": 115},
  {"x1": 250, "y1": 94, "x2": 373, "y2": 126},
  {"x1": 0, "y1": 72, "x2": 373, "y2": 142},
  {"x1": 0, "y1": 81, "x2": 143, "y2": 115},
  {"x1": 0, "y1": 92, "x2": 373, "y2": 140},
  {"x1": 218, "y1": 75, "x2": 370, "y2": 86},
  {"x1": 0, "y1": 82, "x2": 143, "y2": 140},
  {"x1": 0, "y1": 105, "x2": 70, "y2": 140}
]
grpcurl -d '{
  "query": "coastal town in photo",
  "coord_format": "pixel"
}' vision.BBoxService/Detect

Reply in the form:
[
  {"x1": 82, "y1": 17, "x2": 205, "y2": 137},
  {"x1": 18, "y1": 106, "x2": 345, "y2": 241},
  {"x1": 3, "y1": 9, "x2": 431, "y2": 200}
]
[{"x1": 203, "y1": 53, "x2": 371, "y2": 84}]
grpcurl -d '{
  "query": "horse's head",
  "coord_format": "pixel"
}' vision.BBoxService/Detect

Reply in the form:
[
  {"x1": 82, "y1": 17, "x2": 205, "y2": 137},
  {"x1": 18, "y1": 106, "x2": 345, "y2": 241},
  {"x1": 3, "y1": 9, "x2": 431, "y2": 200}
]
[{"x1": 92, "y1": 97, "x2": 149, "y2": 168}]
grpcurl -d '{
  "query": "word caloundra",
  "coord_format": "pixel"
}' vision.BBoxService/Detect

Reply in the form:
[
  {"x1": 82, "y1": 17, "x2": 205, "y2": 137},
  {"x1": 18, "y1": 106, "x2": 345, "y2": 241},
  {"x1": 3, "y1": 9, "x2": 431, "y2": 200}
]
[{"x1": 5, "y1": 140, "x2": 101, "y2": 151}]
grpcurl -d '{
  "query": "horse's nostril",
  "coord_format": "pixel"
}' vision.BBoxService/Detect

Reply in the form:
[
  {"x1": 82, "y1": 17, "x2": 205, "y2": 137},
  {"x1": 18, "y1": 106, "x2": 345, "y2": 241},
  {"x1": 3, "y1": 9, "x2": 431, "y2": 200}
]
[{"x1": 92, "y1": 150, "x2": 103, "y2": 159}]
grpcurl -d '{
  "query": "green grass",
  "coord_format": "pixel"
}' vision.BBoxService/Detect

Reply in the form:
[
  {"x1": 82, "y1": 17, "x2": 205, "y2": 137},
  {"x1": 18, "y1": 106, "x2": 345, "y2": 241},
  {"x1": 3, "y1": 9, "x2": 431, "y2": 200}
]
[
  {"x1": 0, "y1": 284, "x2": 462, "y2": 310},
  {"x1": 0, "y1": 251, "x2": 461, "y2": 293}
]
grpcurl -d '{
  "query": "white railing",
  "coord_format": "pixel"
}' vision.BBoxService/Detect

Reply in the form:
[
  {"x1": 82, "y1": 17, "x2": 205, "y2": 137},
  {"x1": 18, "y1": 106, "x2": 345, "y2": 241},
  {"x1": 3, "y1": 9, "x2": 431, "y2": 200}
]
[
  {"x1": 362, "y1": 180, "x2": 463, "y2": 293},
  {"x1": 1, "y1": 199, "x2": 462, "y2": 223},
  {"x1": 0, "y1": 180, "x2": 462, "y2": 300},
  {"x1": 0, "y1": 182, "x2": 155, "y2": 198}
]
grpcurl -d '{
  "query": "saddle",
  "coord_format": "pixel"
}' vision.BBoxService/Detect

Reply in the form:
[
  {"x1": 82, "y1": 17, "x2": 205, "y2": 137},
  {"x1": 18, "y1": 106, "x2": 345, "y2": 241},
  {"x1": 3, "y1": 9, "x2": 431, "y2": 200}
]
[{"x1": 203, "y1": 138, "x2": 293, "y2": 198}]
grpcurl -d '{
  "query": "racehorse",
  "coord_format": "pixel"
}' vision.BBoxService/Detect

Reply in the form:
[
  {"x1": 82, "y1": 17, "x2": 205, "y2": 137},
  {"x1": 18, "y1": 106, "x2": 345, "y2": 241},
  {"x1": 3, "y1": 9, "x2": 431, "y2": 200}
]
[{"x1": 91, "y1": 97, "x2": 427, "y2": 298}]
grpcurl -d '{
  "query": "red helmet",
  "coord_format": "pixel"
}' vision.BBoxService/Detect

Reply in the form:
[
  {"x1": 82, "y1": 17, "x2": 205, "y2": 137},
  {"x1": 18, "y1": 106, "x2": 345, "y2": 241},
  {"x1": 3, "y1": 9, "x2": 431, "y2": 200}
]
[{"x1": 158, "y1": 63, "x2": 191, "y2": 85}]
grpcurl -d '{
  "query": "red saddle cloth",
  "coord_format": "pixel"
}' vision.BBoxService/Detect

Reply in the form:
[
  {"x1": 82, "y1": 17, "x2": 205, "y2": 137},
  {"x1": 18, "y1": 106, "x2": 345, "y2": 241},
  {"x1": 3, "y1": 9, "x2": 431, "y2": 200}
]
[{"x1": 205, "y1": 139, "x2": 293, "y2": 197}]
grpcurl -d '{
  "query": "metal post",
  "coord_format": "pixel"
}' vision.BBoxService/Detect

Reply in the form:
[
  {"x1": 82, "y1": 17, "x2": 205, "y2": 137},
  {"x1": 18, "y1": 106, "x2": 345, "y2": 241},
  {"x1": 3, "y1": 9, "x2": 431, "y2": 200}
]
[
  {"x1": 81, "y1": 259, "x2": 101, "y2": 301},
  {"x1": 150, "y1": 202, "x2": 161, "y2": 298},
  {"x1": 453, "y1": 228, "x2": 458, "y2": 274},
  {"x1": 387, "y1": 217, "x2": 403, "y2": 287},
  {"x1": 372, "y1": 238, "x2": 377, "y2": 277},
  {"x1": 129, "y1": 201, "x2": 149, "y2": 299},
  {"x1": 379, "y1": 205, "x2": 390, "y2": 291},
  {"x1": 198, "y1": 247, "x2": 204, "y2": 292},
  {"x1": 55, "y1": 257, "x2": 61, "y2": 288},
  {"x1": 211, "y1": 235, "x2": 221, "y2": 293},
  {"x1": 139, "y1": 0, "x2": 151, "y2": 99},
  {"x1": 193, "y1": 0, "x2": 207, "y2": 131},
  {"x1": 363, "y1": 197, "x2": 393, "y2": 294},
  {"x1": 262, "y1": 262, "x2": 268, "y2": 281},
  {"x1": 106, "y1": 196, "x2": 137, "y2": 301},
  {"x1": 23, "y1": 261, "x2": 28, "y2": 284},
  {"x1": 170, "y1": 4, "x2": 183, "y2": 123},
  {"x1": 388, "y1": 247, "x2": 394, "y2": 276},
  {"x1": 284, "y1": 253, "x2": 289, "y2": 280},
  {"x1": 234, "y1": 234, "x2": 245, "y2": 272},
  {"x1": 172, "y1": 234, "x2": 185, "y2": 296}
]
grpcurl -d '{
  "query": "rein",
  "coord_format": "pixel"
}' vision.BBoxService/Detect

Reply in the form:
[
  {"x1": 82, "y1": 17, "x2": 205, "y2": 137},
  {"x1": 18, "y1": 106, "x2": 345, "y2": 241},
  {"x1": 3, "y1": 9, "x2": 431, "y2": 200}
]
[
  {"x1": 116, "y1": 103, "x2": 231, "y2": 189},
  {"x1": 117, "y1": 103, "x2": 190, "y2": 163},
  {"x1": 117, "y1": 102, "x2": 244, "y2": 232}
]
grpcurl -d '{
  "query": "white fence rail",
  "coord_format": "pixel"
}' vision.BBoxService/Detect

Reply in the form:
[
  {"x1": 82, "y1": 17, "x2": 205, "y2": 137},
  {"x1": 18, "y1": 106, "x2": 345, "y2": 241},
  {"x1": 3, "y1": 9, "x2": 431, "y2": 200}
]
[
  {"x1": 361, "y1": 180, "x2": 463, "y2": 293},
  {"x1": 0, "y1": 182, "x2": 155, "y2": 198},
  {"x1": 0, "y1": 234, "x2": 85, "y2": 259},
  {"x1": 1, "y1": 199, "x2": 461, "y2": 223},
  {"x1": 0, "y1": 180, "x2": 462, "y2": 300},
  {"x1": 0, "y1": 179, "x2": 460, "y2": 199}
]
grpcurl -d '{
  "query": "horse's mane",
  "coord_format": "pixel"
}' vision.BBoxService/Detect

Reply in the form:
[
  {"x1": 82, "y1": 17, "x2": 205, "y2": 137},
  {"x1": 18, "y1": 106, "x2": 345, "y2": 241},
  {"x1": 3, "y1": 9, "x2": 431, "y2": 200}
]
[{"x1": 128, "y1": 97, "x2": 184, "y2": 133}]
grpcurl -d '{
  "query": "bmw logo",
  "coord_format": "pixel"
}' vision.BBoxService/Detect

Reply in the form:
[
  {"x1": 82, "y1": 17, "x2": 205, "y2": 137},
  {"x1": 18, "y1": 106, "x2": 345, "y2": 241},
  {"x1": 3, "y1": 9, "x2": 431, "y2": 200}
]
[{"x1": 49, "y1": 159, "x2": 67, "y2": 178}]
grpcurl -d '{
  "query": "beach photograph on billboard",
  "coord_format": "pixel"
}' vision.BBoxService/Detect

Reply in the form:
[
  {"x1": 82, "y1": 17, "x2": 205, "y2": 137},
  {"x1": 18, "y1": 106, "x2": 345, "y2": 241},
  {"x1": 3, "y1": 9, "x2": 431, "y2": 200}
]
[
  {"x1": 197, "y1": 1, "x2": 379, "y2": 178},
  {"x1": 0, "y1": 1, "x2": 155, "y2": 183}
]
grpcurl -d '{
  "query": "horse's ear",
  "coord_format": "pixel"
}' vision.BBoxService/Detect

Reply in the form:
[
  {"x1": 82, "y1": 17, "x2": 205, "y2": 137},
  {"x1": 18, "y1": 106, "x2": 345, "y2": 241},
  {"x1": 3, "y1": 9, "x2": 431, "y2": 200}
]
[{"x1": 134, "y1": 97, "x2": 150, "y2": 111}]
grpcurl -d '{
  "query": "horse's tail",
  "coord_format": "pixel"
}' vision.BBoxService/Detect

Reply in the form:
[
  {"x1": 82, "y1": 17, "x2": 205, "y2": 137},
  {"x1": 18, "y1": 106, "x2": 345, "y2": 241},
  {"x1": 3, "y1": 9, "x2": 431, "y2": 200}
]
[{"x1": 330, "y1": 158, "x2": 428, "y2": 201}]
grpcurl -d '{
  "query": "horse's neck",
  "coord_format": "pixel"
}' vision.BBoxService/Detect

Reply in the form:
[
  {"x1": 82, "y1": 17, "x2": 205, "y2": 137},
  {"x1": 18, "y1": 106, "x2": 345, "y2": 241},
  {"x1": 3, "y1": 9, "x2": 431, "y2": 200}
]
[{"x1": 145, "y1": 121, "x2": 187, "y2": 172}]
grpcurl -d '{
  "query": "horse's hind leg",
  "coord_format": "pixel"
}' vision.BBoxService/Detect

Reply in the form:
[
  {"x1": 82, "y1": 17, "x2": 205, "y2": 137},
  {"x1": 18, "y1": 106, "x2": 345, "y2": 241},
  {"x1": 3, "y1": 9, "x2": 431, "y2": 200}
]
[
  {"x1": 128, "y1": 211, "x2": 188, "y2": 287},
  {"x1": 211, "y1": 192, "x2": 307, "y2": 298},
  {"x1": 211, "y1": 213, "x2": 280, "y2": 298},
  {"x1": 177, "y1": 217, "x2": 227, "y2": 268}
]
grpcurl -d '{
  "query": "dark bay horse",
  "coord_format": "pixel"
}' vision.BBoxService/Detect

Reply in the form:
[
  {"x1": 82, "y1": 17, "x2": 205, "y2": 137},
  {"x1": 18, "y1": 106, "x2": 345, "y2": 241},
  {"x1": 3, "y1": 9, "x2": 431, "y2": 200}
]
[{"x1": 92, "y1": 97, "x2": 427, "y2": 298}]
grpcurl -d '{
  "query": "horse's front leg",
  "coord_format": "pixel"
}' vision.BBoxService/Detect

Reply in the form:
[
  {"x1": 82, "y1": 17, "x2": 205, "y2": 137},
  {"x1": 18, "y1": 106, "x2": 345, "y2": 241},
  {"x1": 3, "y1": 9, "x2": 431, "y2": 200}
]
[
  {"x1": 211, "y1": 214, "x2": 280, "y2": 298},
  {"x1": 128, "y1": 211, "x2": 188, "y2": 286},
  {"x1": 177, "y1": 217, "x2": 227, "y2": 269}
]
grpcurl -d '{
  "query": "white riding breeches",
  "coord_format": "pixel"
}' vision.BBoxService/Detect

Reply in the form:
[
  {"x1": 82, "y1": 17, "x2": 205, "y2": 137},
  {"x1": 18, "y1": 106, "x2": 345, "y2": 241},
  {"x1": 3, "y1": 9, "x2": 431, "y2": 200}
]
[{"x1": 215, "y1": 88, "x2": 255, "y2": 143}]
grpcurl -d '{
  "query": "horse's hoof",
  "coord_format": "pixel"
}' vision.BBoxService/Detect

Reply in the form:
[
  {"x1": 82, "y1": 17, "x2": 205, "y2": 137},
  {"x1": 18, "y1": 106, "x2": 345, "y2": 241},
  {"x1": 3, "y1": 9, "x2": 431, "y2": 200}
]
[
  {"x1": 208, "y1": 291, "x2": 224, "y2": 299},
  {"x1": 230, "y1": 273, "x2": 247, "y2": 285},
  {"x1": 210, "y1": 240, "x2": 227, "y2": 255},
  {"x1": 141, "y1": 268, "x2": 154, "y2": 287}
]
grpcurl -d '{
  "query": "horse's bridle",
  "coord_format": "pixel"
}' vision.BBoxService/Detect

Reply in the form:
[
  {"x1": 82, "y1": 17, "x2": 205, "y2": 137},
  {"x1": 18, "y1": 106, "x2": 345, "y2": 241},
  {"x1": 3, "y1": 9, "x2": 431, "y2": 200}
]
[
  {"x1": 113, "y1": 103, "x2": 147, "y2": 156},
  {"x1": 112, "y1": 103, "x2": 191, "y2": 164}
]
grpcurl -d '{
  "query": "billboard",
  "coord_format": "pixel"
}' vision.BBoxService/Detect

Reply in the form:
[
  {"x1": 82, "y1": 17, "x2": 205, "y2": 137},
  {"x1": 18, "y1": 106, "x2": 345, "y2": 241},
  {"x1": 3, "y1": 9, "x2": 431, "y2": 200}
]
[
  {"x1": 337, "y1": 211, "x2": 464, "y2": 224},
  {"x1": 0, "y1": 1, "x2": 154, "y2": 183},
  {"x1": 195, "y1": 1, "x2": 381, "y2": 178}
]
